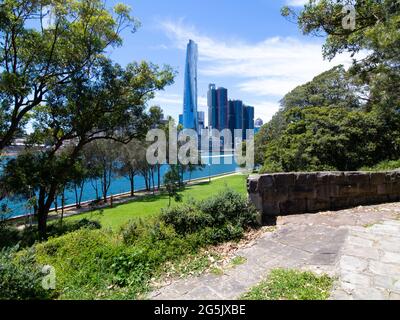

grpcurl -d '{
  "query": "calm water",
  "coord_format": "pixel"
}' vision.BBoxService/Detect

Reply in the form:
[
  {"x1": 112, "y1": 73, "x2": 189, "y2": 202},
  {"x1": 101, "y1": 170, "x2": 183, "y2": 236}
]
[{"x1": 1, "y1": 154, "x2": 239, "y2": 218}]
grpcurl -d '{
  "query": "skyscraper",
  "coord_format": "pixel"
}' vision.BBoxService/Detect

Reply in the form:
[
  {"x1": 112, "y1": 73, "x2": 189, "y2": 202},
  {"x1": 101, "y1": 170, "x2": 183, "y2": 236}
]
[
  {"x1": 216, "y1": 87, "x2": 228, "y2": 131},
  {"x1": 208, "y1": 84, "x2": 218, "y2": 129},
  {"x1": 182, "y1": 40, "x2": 199, "y2": 132},
  {"x1": 229, "y1": 100, "x2": 244, "y2": 133},
  {"x1": 243, "y1": 105, "x2": 255, "y2": 139}
]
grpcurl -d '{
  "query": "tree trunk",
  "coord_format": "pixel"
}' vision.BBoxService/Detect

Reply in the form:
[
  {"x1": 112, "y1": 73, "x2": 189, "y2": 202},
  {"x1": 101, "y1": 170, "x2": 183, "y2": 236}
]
[
  {"x1": 130, "y1": 173, "x2": 135, "y2": 197},
  {"x1": 61, "y1": 188, "x2": 65, "y2": 226},
  {"x1": 152, "y1": 169, "x2": 155, "y2": 195},
  {"x1": 103, "y1": 170, "x2": 108, "y2": 203},
  {"x1": 157, "y1": 165, "x2": 161, "y2": 190},
  {"x1": 74, "y1": 185, "x2": 79, "y2": 208},
  {"x1": 78, "y1": 181, "x2": 84, "y2": 207}
]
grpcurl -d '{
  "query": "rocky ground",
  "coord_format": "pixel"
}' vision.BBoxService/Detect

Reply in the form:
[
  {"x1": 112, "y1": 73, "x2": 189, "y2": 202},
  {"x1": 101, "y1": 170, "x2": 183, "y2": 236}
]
[{"x1": 149, "y1": 202, "x2": 400, "y2": 300}]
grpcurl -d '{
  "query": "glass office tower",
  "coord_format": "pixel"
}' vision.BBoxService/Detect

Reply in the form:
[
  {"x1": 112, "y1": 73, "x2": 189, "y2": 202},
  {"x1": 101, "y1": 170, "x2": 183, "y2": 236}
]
[
  {"x1": 207, "y1": 84, "x2": 218, "y2": 129},
  {"x1": 243, "y1": 105, "x2": 255, "y2": 139},
  {"x1": 216, "y1": 87, "x2": 228, "y2": 130},
  {"x1": 182, "y1": 40, "x2": 199, "y2": 132}
]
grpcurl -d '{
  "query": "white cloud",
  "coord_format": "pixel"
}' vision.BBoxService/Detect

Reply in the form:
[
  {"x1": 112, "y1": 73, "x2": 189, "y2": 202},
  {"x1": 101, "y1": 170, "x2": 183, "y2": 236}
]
[
  {"x1": 159, "y1": 20, "x2": 364, "y2": 122},
  {"x1": 285, "y1": 0, "x2": 309, "y2": 6}
]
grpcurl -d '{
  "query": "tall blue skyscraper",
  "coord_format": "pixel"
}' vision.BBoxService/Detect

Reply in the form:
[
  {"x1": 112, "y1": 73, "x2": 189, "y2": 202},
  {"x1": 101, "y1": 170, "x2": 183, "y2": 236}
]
[
  {"x1": 216, "y1": 87, "x2": 228, "y2": 130},
  {"x1": 208, "y1": 84, "x2": 218, "y2": 129},
  {"x1": 182, "y1": 40, "x2": 199, "y2": 132},
  {"x1": 243, "y1": 105, "x2": 255, "y2": 139},
  {"x1": 229, "y1": 100, "x2": 244, "y2": 133}
]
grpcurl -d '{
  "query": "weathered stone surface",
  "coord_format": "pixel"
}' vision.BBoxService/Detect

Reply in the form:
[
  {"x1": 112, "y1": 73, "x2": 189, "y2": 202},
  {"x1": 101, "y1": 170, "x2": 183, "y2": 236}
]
[
  {"x1": 247, "y1": 171, "x2": 400, "y2": 219},
  {"x1": 151, "y1": 203, "x2": 400, "y2": 301}
]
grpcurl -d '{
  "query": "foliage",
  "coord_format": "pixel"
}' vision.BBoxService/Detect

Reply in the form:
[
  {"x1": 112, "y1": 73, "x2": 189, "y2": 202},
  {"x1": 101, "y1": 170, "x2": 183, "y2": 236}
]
[
  {"x1": 0, "y1": 218, "x2": 101, "y2": 250},
  {"x1": 360, "y1": 159, "x2": 400, "y2": 172},
  {"x1": 0, "y1": 0, "x2": 139, "y2": 150},
  {"x1": 163, "y1": 165, "x2": 183, "y2": 206},
  {"x1": 241, "y1": 269, "x2": 334, "y2": 300},
  {"x1": 0, "y1": 246, "x2": 52, "y2": 300},
  {"x1": 261, "y1": 106, "x2": 400, "y2": 172},
  {"x1": 66, "y1": 175, "x2": 248, "y2": 230},
  {"x1": 161, "y1": 189, "x2": 260, "y2": 236},
  {"x1": 24, "y1": 186, "x2": 258, "y2": 300},
  {"x1": 256, "y1": 1, "x2": 400, "y2": 173}
]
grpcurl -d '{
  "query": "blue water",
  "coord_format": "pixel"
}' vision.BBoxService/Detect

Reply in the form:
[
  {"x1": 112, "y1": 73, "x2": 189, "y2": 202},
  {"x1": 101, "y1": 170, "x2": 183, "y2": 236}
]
[{"x1": 1, "y1": 154, "x2": 239, "y2": 218}]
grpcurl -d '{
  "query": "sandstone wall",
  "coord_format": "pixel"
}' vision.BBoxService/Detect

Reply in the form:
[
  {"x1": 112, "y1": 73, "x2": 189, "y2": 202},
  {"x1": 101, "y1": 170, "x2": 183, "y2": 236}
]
[{"x1": 247, "y1": 171, "x2": 400, "y2": 221}]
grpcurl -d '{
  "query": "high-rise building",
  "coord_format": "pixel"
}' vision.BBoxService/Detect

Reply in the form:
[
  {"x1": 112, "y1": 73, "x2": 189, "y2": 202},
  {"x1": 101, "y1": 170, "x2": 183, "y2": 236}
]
[
  {"x1": 208, "y1": 84, "x2": 217, "y2": 129},
  {"x1": 229, "y1": 100, "x2": 244, "y2": 133},
  {"x1": 207, "y1": 85, "x2": 228, "y2": 131},
  {"x1": 207, "y1": 83, "x2": 255, "y2": 140},
  {"x1": 182, "y1": 40, "x2": 199, "y2": 132},
  {"x1": 216, "y1": 87, "x2": 228, "y2": 131},
  {"x1": 243, "y1": 105, "x2": 255, "y2": 139}
]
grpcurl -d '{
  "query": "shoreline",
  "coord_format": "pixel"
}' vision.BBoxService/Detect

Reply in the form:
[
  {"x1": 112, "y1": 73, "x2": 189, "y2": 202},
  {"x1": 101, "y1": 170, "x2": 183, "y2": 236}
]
[{"x1": 7, "y1": 171, "x2": 244, "y2": 225}]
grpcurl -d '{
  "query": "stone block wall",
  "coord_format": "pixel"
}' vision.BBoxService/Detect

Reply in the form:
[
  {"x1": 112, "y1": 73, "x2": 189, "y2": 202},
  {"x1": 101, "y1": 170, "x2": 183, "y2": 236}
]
[{"x1": 247, "y1": 171, "x2": 400, "y2": 221}]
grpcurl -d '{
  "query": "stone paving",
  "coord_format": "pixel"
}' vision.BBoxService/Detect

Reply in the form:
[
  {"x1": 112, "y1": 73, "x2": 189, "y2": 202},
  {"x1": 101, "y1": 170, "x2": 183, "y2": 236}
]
[{"x1": 149, "y1": 202, "x2": 400, "y2": 300}]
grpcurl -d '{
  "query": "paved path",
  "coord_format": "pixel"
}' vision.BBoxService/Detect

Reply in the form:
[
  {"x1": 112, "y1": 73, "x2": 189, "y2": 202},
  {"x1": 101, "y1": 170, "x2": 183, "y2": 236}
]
[{"x1": 150, "y1": 203, "x2": 400, "y2": 300}]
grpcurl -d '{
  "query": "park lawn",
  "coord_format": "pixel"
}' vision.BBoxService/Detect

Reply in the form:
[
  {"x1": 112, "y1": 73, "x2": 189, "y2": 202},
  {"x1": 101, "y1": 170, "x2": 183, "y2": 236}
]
[{"x1": 66, "y1": 174, "x2": 248, "y2": 230}]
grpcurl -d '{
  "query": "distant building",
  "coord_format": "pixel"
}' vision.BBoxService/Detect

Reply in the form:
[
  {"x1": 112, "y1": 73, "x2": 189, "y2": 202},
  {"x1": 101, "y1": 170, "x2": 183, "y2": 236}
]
[
  {"x1": 207, "y1": 83, "x2": 255, "y2": 141},
  {"x1": 178, "y1": 114, "x2": 183, "y2": 127},
  {"x1": 254, "y1": 118, "x2": 263, "y2": 134},
  {"x1": 243, "y1": 105, "x2": 255, "y2": 140},
  {"x1": 182, "y1": 40, "x2": 199, "y2": 132},
  {"x1": 207, "y1": 85, "x2": 228, "y2": 131},
  {"x1": 216, "y1": 87, "x2": 228, "y2": 131},
  {"x1": 229, "y1": 100, "x2": 244, "y2": 133},
  {"x1": 198, "y1": 111, "x2": 205, "y2": 130},
  {"x1": 255, "y1": 118, "x2": 264, "y2": 128},
  {"x1": 207, "y1": 84, "x2": 218, "y2": 129}
]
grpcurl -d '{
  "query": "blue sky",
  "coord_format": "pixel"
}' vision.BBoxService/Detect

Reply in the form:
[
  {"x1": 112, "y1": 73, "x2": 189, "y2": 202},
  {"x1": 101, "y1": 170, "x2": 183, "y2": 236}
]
[{"x1": 106, "y1": 0, "x2": 353, "y2": 124}]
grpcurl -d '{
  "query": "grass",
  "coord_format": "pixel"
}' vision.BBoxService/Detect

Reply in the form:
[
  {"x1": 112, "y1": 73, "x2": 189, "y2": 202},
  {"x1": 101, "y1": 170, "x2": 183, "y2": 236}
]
[
  {"x1": 241, "y1": 269, "x2": 334, "y2": 300},
  {"x1": 66, "y1": 174, "x2": 247, "y2": 229}
]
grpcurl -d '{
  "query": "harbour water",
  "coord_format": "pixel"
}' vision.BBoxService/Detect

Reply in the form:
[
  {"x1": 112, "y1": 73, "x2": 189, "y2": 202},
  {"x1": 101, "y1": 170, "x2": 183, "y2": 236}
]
[{"x1": 0, "y1": 153, "x2": 239, "y2": 218}]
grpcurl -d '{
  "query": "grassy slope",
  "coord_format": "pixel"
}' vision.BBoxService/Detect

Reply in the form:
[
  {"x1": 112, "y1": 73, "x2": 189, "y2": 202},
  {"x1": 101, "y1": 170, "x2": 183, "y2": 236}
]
[{"x1": 67, "y1": 174, "x2": 248, "y2": 230}]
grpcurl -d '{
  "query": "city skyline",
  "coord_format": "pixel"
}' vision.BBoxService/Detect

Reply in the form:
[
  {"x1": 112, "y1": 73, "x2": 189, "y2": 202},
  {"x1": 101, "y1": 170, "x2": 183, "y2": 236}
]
[{"x1": 108, "y1": 0, "x2": 358, "y2": 126}]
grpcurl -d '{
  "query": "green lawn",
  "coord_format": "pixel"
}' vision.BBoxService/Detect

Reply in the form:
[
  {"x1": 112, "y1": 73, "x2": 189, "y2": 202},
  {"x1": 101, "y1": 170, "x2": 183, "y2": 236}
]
[{"x1": 67, "y1": 174, "x2": 248, "y2": 229}]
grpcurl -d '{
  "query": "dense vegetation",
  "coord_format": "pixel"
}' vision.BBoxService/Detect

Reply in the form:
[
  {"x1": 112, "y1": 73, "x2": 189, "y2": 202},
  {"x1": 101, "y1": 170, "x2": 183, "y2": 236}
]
[
  {"x1": 256, "y1": 1, "x2": 400, "y2": 172},
  {"x1": 0, "y1": 189, "x2": 259, "y2": 300}
]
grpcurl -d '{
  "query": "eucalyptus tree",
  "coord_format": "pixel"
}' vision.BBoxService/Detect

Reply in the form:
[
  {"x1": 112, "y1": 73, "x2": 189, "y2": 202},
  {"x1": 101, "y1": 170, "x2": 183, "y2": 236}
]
[
  {"x1": 0, "y1": 0, "x2": 140, "y2": 150},
  {"x1": 0, "y1": 41, "x2": 174, "y2": 239},
  {"x1": 117, "y1": 140, "x2": 146, "y2": 197}
]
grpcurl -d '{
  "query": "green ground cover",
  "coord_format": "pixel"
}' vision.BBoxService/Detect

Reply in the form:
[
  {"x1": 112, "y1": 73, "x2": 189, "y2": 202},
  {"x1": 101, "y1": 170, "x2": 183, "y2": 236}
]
[{"x1": 67, "y1": 174, "x2": 247, "y2": 229}]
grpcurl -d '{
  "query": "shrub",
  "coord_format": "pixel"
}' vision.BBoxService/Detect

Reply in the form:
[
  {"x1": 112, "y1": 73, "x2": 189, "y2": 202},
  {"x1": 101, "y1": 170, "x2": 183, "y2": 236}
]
[
  {"x1": 198, "y1": 189, "x2": 259, "y2": 229},
  {"x1": 161, "y1": 201, "x2": 213, "y2": 235},
  {"x1": 0, "y1": 219, "x2": 101, "y2": 250},
  {"x1": 161, "y1": 189, "x2": 260, "y2": 237},
  {"x1": 360, "y1": 159, "x2": 400, "y2": 172},
  {"x1": 0, "y1": 246, "x2": 52, "y2": 300}
]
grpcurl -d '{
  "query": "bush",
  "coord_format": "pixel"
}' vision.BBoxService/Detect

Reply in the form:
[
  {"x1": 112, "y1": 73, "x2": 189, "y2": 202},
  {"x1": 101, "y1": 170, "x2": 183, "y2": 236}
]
[
  {"x1": 360, "y1": 159, "x2": 400, "y2": 172},
  {"x1": 0, "y1": 219, "x2": 101, "y2": 250},
  {"x1": 161, "y1": 189, "x2": 260, "y2": 237},
  {"x1": 198, "y1": 189, "x2": 259, "y2": 229},
  {"x1": 0, "y1": 246, "x2": 52, "y2": 300},
  {"x1": 161, "y1": 201, "x2": 213, "y2": 235}
]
